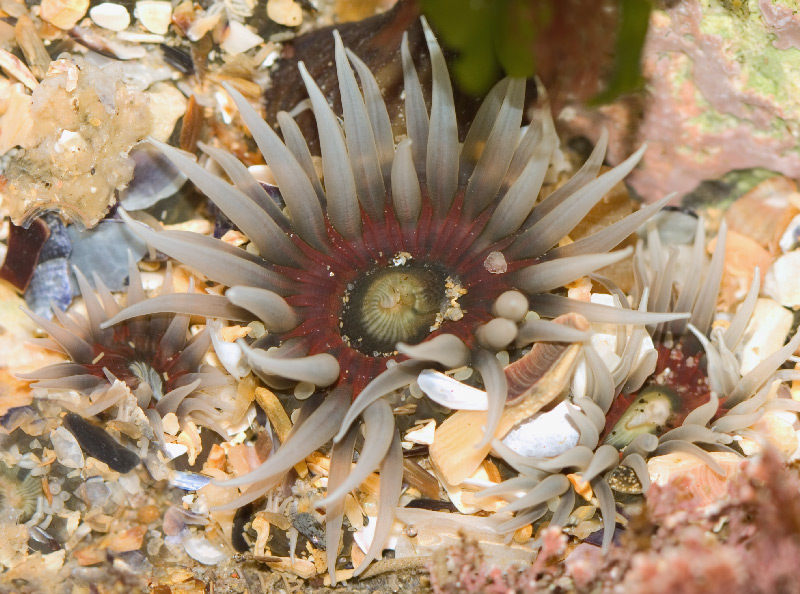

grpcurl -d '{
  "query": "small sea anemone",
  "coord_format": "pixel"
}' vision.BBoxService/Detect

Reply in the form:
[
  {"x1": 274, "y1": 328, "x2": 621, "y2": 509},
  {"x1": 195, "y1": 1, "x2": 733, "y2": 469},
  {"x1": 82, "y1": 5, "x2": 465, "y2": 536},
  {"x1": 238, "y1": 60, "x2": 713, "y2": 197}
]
[
  {"x1": 19, "y1": 259, "x2": 237, "y2": 441},
  {"x1": 104, "y1": 18, "x2": 682, "y2": 577},
  {"x1": 605, "y1": 216, "x2": 800, "y2": 446},
  {"x1": 486, "y1": 214, "x2": 800, "y2": 551}
]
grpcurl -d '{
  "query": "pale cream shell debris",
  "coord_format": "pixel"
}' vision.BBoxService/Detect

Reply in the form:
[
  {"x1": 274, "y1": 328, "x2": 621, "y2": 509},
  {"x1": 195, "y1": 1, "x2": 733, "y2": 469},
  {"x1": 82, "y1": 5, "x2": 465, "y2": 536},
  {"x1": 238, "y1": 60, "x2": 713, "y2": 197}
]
[
  {"x1": 646, "y1": 451, "x2": 744, "y2": 508},
  {"x1": 0, "y1": 83, "x2": 32, "y2": 155},
  {"x1": 208, "y1": 319, "x2": 248, "y2": 380},
  {"x1": 394, "y1": 507, "x2": 537, "y2": 566},
  {"x1": 220, "y1": 21, "x2": 264, "y2": 56},
  {"x1": 0, "y1": 49, "x2": 37, "y2": 91},
  {"x1": 145, "y1": 83, "x2": 188, "y2": 142},
  {"x1": 779, "y1": 213, "x2": 800, "y2": 253},
  {"x1": 267, "y1": 0, "x2": 303, "y2": 27},
  {"x1": 50, "y1": 427, "x2": 84, "y2": 469},
  {"x1": 353, "y1": 515, "x2": 400, "y2": 556},
  {"x1": 737, "y1": 298, "x2": 793, "y2": 375},
  {"x1": 89, "y1": 3, "x2": 131, "y2": 31},
  {"x1": 39, "y1": 0, "x2": 89, "y2": 30},
  {"x1": 134, "y1": 0, "x2": 172, "y2": 35},
  {"x1": 404, "y1": 419, "x2": 436, "y2": 445},
  {"x1": 765, "y1": 250, "x2": 800, "y2": 307},
  {"x1": 184, "y1": 536, "x2": 228, "y2": 565},
  {"x1": 436, "y1": 463, "x2": 504, "y2": 514}
]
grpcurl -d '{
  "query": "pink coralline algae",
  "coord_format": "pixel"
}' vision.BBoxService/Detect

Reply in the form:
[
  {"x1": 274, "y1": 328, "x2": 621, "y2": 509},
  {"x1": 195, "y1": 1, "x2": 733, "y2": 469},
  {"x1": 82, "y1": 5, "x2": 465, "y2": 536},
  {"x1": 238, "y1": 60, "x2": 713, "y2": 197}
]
[
  {"x1": 426, "y1": 450, "x2": 800, "y2": 594},
  {"x1": 428, "y1": 527, "x2": 569, "y2": 594},
  {"x1": 562, "y1": 0, "x2": 800, "y2": 203},
  {"x1": 612, "y1": 448, "x2": 800, "y2": 594}
]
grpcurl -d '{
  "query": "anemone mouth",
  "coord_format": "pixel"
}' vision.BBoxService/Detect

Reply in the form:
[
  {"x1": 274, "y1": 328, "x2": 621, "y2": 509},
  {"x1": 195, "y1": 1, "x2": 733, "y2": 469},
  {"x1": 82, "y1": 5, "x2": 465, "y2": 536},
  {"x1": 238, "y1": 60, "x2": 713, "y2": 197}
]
[
  {"x1": 128, "y1": 359, "x2": 167, "y2": 400},
  {"x1": 340, "y1": 257, "x2": 457, "y2": 356},
  {"x1": 603, "y1": 385, "x2": 680, "y2": 449},
  {"x1": 73, "y1": 324, "x2": 188, "y2": 397}
]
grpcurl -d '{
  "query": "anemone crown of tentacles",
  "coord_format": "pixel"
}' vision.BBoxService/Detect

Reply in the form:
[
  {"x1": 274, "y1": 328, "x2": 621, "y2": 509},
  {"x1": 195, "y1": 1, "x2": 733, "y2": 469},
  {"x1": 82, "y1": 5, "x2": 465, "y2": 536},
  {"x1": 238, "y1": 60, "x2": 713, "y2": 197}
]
[{"x1": 108, "y1": 18, "x2": 671, "y2": 407}]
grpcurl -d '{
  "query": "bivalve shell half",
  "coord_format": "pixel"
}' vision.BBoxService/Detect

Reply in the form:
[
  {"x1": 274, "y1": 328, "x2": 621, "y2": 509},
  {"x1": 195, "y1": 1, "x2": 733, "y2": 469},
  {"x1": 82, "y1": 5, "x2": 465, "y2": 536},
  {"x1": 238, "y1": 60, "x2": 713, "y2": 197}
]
[{"x1": 430, "y1": 318, "x2": 584, "y2": 486}]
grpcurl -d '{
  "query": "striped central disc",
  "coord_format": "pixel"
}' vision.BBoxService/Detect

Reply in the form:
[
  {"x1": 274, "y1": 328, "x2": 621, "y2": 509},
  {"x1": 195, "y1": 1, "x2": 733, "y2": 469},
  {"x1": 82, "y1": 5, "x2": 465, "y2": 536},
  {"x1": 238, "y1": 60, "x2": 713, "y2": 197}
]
[{"x1": 341, "y1": 260, "x2": 450, "y2": 356}]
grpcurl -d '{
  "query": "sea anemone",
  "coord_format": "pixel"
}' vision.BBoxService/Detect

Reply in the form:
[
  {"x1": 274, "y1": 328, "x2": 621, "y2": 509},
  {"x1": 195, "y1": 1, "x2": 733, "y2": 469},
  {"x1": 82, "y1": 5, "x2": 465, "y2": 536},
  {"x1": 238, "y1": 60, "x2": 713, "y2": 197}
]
[
  {"x1": 102, "y1": 18, "x2": 685, "y2": 577},
  {"x1": 19, "y1": 259, "x2": 240, "y2": 442},
  {"x1": 484, "y1": 213, "x2": 800, "y2": 551},
  {"x1": 604, "y1": 216, "x2": 800, "y2": 446}
]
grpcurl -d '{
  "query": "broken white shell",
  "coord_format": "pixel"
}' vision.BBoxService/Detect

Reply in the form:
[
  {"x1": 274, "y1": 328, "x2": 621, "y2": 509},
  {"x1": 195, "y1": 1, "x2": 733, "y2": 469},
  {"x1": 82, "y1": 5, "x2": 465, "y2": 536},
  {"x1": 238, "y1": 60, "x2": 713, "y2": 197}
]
[
  {"x1": 765, "y1": 250, "x2": 800, "y2": 307},
  {"x1": 737, "y1": 298, "x2": 793, "y2": 375},
  {"x1": 208, "y1": 319, "x2": 249, "y2": 380},
  {"x1": 353, "y1": 515, "x2": 399, "y2": 555},
  {"x1": 220, "y1": 21, "x2": 264, "y2": 56},
  {"x1": 417, "y1": 369, "x2": 488, "y2": 410},
  {"x1": 500, "y1": 401, "x2": 580, "y2": 458}
]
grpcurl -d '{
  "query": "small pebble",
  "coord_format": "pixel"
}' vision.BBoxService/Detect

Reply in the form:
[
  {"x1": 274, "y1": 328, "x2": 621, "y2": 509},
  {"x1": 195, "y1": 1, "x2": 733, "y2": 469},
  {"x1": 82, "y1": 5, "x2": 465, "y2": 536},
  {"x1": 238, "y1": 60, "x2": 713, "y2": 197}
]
[
  {"x1": 184, "y1": 536, "x2": 227, "y2": 565},
  {"x1": 137, "y1": 504, "x2": 160, "y2": 525},
  {"x1": 135, "y1": 1, "x2": 172, "y2": 35},
  {"x1": 51, "y1": 426, "x2": 84, "y2": 469},
  {"x1": 267, "y1": 0, "x2": 303, "y2": 26},
  {"x1": 169, "y1": 471, "x2": 212, "y2": 491},
  {"x1": 89, "y1": 3, "x2": 130, "y2": 31},
  {"x1": 83, "y1": 478, "x2": 111, "y2": 507}
]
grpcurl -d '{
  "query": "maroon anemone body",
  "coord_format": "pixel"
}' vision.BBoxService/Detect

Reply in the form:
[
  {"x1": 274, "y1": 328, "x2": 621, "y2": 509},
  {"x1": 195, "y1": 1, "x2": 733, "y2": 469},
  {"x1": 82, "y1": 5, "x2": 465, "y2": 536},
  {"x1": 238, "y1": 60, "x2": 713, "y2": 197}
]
[{"x1": 278, "y1": 191, "x2": 531, "y2": 395}]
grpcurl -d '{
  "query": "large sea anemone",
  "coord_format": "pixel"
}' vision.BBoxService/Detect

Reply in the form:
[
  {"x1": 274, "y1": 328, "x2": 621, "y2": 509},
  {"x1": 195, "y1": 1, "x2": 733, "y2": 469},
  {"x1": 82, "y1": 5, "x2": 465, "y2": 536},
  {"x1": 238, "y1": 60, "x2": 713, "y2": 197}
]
[{"x1": 100, "y1": 17, "x2": 689, "y2": 577}]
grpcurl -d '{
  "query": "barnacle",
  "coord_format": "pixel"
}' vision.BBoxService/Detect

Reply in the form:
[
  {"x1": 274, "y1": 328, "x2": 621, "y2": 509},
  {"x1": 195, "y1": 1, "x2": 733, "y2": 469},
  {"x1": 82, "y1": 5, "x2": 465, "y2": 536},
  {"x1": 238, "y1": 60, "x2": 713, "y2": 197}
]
[
  {"x1": 0, "y1": 461, "x2": 42, "y2": 523},
  {"x1": 19, "y1": 258, "x2": 241, "y2": 441},
  {"x1": 102, "y1": 18, "x2": 688, "y2": 578}
]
